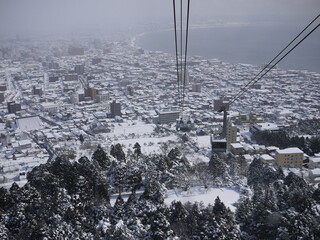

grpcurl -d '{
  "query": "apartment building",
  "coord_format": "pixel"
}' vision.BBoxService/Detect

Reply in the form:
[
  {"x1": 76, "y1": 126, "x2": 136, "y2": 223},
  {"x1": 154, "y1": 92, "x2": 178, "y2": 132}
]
[{"x1": 275, "y1": 147, "x2": 304, "y2": 168}]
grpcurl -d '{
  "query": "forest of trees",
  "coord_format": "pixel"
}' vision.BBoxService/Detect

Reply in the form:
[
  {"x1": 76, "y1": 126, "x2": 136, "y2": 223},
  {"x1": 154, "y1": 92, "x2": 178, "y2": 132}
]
[
  {"x1": 252, "y1": 129, "x2": 320, "y2": 156},
  {"x1": 0, "y1": 144, "x2": 320, "y2": 239}
]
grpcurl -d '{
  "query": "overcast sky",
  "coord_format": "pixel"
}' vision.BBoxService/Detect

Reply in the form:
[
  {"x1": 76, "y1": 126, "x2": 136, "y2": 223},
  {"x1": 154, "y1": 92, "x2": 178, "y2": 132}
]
[{"x1": 0, "y1": 0, "x2": 319, "y2": 37}]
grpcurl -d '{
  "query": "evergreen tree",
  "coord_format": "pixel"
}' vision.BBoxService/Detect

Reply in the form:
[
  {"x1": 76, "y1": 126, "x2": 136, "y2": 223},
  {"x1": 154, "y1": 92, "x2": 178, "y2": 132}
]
[
  {"x1": 133, "y1": 142, "x2": 141, "y2": 158},
  {"x1": 79, "y1": 134, "x2": 84, "y2": 144},
  {"x1": 169, "y1": 201, "x2": 188, "y2": 238},
  {"x1": 112, "y1": 194, "x2": 125, "y2": 224},
  {"x1": 114, "y1": 162, "x2": 126, "y2": 194},
  {"x1": 126, "y1": 167, "x2": 142, "y2": 193},
  {"x1": 208, "y1": 153, "x2": 227, "y2": 178},
  {"x1": 148, "y1": 207, "x2": 173, "y2": 240},
  {"x1": 92, "y1": 145, "x2": 110, "y2": 169},
  {"x1": 110, "y1": 143, "x2": 126, "y2": 162}
]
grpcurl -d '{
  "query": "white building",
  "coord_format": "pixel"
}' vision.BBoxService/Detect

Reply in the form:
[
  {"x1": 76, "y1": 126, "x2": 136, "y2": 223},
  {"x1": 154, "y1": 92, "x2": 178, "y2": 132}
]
[{"x1": 40, "y1": 102, "x2": 59, "y2": 113}]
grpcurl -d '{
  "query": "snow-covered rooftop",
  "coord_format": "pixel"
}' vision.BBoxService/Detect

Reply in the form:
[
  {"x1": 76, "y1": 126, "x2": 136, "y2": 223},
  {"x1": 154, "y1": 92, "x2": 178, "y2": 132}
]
[
  {"x1": 16, "y1": 116, "x2": 44, "y2": 132},
  {"x1": 276, "y1": 147, "x2": 303, "y2": 154}
]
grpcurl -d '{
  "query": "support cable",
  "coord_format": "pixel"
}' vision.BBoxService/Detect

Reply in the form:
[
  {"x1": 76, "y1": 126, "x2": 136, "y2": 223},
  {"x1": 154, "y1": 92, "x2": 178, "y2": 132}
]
[
  {"x1": 182, "y1": 0, "x2": 191, "y2": 111},
  {"x1": 173, "y1": 0, "x2": 181, "y2": 108},
  {"x1": 229, "y1": 14, "x2": 320, "y2": 107},
  {"x1": 180, "y1": 0, "x2": 183, "y2": 109},
  {"x1": 227, "y1": 22, "x2": 320, "y2": 108}
]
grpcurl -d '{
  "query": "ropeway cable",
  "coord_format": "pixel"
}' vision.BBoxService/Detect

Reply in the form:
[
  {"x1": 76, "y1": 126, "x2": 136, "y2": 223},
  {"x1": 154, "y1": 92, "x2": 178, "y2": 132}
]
[
  {"x1": 224, "y1": 14, "x2": 320, "y2": 110},
  {"x1": 226, "y1": 21, "x2": 320, "y2": 108}
]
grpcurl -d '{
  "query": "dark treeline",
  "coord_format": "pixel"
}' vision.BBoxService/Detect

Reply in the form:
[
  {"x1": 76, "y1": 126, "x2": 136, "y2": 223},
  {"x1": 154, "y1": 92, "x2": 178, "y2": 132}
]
[
  {"x1": 0, "y1": 144, "x2": 319, "y2": 239},
  {"x1": 252, "y1": 130, "x2": 320, "y2": 156}
]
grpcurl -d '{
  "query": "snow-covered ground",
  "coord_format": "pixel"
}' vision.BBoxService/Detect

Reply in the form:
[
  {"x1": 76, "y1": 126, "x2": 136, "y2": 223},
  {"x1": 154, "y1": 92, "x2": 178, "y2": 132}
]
[
  {"x1": 112, "y1": 136, "x2": 179, "y2": 155},
  {"x1": 110, "y1": 186, "x2": 240, "y2": 211},
  {"x1": 165, "y1": 186, "x2": 240, "y2": 211},
  {"x1": 106, "y1": 121, "x2": 155, "y2": 138},
  {"x1": 191, "y1": 135, "x2": 211, "y2": 148}
]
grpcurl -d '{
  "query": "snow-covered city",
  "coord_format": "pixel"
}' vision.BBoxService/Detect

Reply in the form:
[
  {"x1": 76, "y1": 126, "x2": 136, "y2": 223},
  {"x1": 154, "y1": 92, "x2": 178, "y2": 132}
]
[{"x1": 0, "y1": 0, "x2": 320, "y2": 239}]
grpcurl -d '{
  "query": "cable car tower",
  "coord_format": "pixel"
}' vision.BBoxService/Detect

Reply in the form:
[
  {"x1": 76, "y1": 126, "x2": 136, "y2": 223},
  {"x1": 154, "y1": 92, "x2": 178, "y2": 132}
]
[{"x1": 172, "y1": 0, "x2": 194, "y2": 131}]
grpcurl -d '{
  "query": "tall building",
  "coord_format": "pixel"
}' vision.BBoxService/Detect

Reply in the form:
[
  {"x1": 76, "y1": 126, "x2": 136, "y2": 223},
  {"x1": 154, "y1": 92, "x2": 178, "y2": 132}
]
[
  {"x1": 110, "y1": 100, "x2": 121, "y2": 118},
  {"x1": 75, "y1": 64, "x2": 85, "y2": 75},
  {"x1": 275, "y1": 148, "x2": 304, "y2": 168},
  {"x1": 84, "y1": 87, "x2": 97, "y2": 101},
  {"x1": 33, "y1": 86, "x2": 43, "y2": 96},
  {"x1": 7, "y1": 102, "x2": 21, "y2": 114},
  {"x1": 0, "y1": 92, "x2": 4, "y2": 103},
  {"x1": 226, "y1": 122, "x2": 238, "y2": 150}
]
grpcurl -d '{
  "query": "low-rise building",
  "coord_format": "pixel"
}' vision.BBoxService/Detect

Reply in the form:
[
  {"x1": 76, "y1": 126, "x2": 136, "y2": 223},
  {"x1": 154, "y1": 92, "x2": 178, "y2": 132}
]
[
  {"x1": 275, "y1": 147, "x2": 304, "y2": 168},
  {"x1": 40, "y1": 102, "x2": 59, "y2": 113},
  {"x1": 230, "y1": 143, "x2": 244, "y2": 155},
  {"x1": 156, "y1": 110, "x2": 179, "y2": 124},
  {"x1": 260, "y1": 154, "x2": 275, "y2": 164},
  {"x1": 309, "y1": 168, "x2": 320, "y2": 183}
]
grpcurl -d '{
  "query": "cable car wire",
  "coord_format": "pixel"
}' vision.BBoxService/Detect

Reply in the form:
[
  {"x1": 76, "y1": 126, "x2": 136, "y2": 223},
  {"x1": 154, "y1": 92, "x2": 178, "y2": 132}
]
[
  {"x1": 227, "y1": 21, "x2": 320, "y2": 108},
  {"x1": 173, "y1": 0, "x2": 181, "y2": 107},
  {"x1": 224, "y1": 14, "x2": 320, "y2": 109}
]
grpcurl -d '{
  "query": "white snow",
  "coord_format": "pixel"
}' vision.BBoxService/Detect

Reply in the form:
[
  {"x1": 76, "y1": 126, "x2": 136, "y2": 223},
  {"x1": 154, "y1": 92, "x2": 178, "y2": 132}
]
[
  {"x1": 16, "y1": 116, "x2": 44, "y2": 132},
  {"x1": 191, "y1": 135, "x2": 211, "y2": 148},
  {"x1": 276, "y1": 147, "x2": 303, "y2": 154},
  {"x1": 164, "y1": 186, "x2": 240, "y2": 211}
]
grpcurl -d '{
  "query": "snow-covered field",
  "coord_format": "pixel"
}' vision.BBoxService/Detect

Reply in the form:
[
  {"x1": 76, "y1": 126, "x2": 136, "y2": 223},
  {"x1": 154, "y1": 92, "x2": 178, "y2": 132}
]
[
  {"x1": 165, "y1": 186, "x2": 240, "y2": 211},
  {"x1": 191, "y1": 135, "x2": 211, "y2": 148},
  {"x1": 112, "y1": 136, "x2": 179, "y2": 154},
  {"x1": 107, "y1": 121, "x2": 155, "y2": 138},
  {"x1": 110, "y1": 187, "x2": 240, "y2": 211}
]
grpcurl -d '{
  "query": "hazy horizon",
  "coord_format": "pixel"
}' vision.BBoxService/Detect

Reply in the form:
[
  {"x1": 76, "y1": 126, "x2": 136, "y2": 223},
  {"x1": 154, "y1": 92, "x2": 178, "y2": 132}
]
[{"x1": 0, "y1": 0, "x2": 319, "y2": 38}]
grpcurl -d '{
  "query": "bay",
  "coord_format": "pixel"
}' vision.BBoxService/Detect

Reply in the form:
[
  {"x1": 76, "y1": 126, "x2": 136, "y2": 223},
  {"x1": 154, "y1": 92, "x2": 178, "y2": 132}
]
[{"x1": 136, "y1": 23, "x2": 320, "y2": 73}]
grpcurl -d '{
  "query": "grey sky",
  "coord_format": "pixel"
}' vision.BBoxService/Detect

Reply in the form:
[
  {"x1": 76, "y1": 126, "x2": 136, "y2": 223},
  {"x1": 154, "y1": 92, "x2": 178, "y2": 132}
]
[{"x1": 0, "y1": 0, "x2": 319, "y2": 37}]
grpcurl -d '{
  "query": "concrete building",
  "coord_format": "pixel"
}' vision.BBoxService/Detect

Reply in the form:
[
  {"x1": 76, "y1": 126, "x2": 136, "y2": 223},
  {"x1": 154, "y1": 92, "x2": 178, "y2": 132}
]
[
  {"x1": 75, "y1": 64, "x2": 85, "y2": 75},
  {"x1": 260, "y1": 154, "x2": 275, "y2": 164},
  {"x1": 226, "y1": 122, "x2": 238, "y2": 150},
  {"x1": 110, "y1": 100, "x2": 121, "y2": 118},
  {"x1": 40, "y1": 102, "x2": 59, "y2": 113},
  {"x1": 157, "y1": 110, "x2": 179, "y2": 124},
  {"x1": 49, "y1": 76, "x2": 59, "y2": 82},
  {"x1": 33, "y1": 86, "x2": 43, "y2": 96},
  {"x1": 309, "y1": 155, "x2": 320, "y2": 169},
  {"x1": 250, "y1": 122, "x2": 279, "y2": 133},
  {"x1": 0, "y1": 92, "x2": 4, "y2": 103},
  {"x1": 309, "y1": 169, "x2": 320, "y2": 183},
  {"x1": 275, "y1": 147, "x2": 304, "y2": 168},
  {"x1": 7, "y1": 102, "x2": 21, "y2": 114},
  {"x1": 230, "y1": 143, "x2": 244, "y2": 155},
  {"x1": 84, "y1": 87, "x2": 97, "y2": 101}
]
